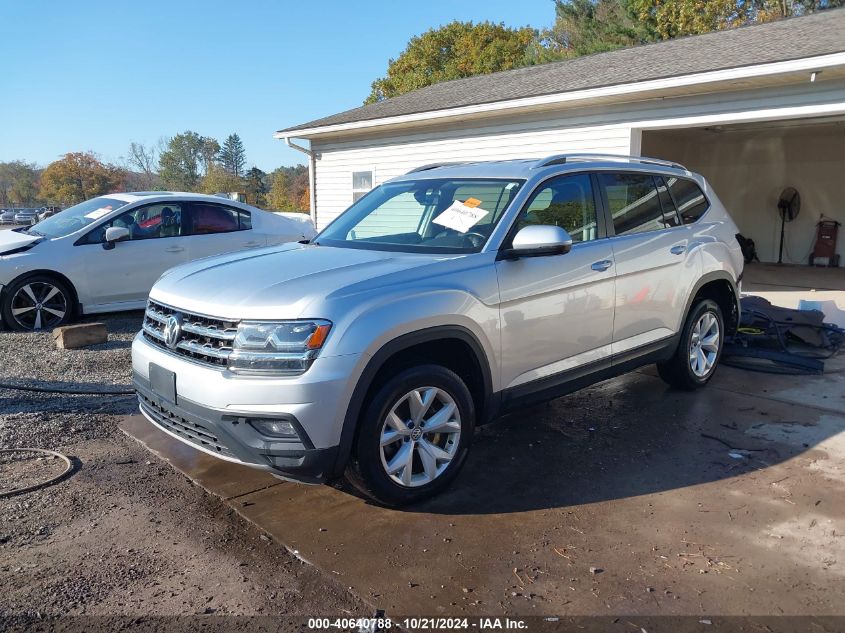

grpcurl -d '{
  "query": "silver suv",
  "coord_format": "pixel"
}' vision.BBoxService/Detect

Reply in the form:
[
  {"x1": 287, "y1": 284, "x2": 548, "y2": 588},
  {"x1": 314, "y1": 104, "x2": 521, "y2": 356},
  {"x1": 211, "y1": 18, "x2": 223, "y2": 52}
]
[{"x1": 132, "y1": 154, "x2": 743, "y2": 506}]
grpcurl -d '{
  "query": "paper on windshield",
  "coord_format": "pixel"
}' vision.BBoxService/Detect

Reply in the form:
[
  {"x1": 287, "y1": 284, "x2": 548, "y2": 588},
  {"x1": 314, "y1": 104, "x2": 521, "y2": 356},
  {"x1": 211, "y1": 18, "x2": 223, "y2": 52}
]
[
  {"x1": 432, "y1": 198, "x2": 488, "y2": 233},
  {"x1": 84, "y1": 206, "x2": 114, "y2": 220}
]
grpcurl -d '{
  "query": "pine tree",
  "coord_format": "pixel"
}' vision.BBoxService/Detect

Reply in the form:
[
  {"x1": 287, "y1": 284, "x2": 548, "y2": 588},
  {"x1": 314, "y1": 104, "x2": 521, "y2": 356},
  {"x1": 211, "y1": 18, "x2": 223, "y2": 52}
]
[{"x1": 219, "y1": 133, "x2": 246, "y2": 177}]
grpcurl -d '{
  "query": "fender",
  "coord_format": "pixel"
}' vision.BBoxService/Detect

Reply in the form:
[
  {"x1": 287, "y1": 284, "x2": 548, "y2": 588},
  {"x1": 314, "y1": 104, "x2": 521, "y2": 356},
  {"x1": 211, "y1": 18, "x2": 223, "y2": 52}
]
[
  {"x1": 681, "y1": 269, "x2": 741, "y2": 334},
  {"x1": 330, "y1": 325, "x2": 495, "y2": 478}
]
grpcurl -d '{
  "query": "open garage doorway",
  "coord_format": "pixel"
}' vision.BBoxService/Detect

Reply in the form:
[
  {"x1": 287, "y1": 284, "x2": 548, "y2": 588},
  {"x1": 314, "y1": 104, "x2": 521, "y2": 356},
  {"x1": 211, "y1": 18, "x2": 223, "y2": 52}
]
[{"x1": 642, "y1": 117, "x2": 845, "y2": 320}]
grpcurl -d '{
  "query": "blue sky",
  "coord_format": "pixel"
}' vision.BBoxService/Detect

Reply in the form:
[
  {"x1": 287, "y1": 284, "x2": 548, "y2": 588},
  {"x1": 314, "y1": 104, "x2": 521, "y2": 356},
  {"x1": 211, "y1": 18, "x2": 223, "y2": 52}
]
[{"x1": 0, "y1": 1, "x2": 554, "y2": 172}]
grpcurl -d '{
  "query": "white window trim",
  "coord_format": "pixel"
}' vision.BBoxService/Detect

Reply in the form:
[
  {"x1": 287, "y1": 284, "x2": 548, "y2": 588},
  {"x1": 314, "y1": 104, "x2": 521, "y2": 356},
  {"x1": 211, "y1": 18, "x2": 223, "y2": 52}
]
[{"x1": 351, "y1": 166, "x2": 376, "y2": 202}]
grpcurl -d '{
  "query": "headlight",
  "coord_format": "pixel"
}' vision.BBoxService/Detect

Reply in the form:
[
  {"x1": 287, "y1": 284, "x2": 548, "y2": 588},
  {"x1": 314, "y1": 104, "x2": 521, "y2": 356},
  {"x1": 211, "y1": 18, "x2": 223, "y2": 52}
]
[{"x1": 228, "y1": 320, "x2": 331, "y2": 375}]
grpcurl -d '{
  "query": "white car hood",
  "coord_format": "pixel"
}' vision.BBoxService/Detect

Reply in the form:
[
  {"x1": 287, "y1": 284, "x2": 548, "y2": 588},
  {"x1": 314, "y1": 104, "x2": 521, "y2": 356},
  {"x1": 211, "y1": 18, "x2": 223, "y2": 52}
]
[
  {"x1": 0, "y1": 229, "x2": 42, "y2": 254},
  {"x1": 149, "y1": 243, "x2": 448, "y2": 320}
]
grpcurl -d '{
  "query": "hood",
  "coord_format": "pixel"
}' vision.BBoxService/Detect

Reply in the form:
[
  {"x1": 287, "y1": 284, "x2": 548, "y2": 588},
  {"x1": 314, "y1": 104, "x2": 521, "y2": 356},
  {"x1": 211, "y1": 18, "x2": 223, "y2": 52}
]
[
  {"x1": 0, "y1": 229, "x2": 42, "y2": 255},
  {"x1": 149, "y1": 243, "x2": 448, "y2": 319}
]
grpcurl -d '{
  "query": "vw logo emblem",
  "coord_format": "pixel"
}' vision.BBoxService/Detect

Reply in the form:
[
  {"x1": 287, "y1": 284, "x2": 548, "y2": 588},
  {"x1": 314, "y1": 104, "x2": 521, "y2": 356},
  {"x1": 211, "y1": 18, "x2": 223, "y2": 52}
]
[{"x1": 163, "y1": 314, "x2": 183, "y2": 350}]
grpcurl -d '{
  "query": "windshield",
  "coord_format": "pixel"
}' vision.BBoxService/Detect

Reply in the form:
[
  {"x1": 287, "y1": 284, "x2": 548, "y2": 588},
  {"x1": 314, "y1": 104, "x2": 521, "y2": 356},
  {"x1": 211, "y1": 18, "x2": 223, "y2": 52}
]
[
  {"x1": 30, "y1": 197, "x2": 131, "y2": 238},
  {"x1": 317, "y1": 178, "x2": 524, "y2": 253}
]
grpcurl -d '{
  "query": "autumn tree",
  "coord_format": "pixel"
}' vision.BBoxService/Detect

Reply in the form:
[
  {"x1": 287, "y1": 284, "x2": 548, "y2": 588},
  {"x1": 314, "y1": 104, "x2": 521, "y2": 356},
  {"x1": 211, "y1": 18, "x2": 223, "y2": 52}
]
[
  {"x1": 365, "y1": 21, "x2": 537, "y2": 103},
  {"x1": 0, "y1": 161, "x2": 40, "y2": 206},
  {"x1": 266, "y1": 165, "x2": 309, "y2": 212},
  {"x1": 219, "y1": 133, "x2": 246, "y2": 177},
  {"x1": 39, "y1": 153, "x2": 125, "y2": 205}
]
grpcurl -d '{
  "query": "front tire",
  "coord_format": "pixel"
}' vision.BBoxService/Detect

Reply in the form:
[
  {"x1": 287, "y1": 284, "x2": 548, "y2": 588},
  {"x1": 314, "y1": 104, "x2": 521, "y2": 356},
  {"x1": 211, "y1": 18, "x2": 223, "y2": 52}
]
[
  {"x1": 345, "y1": 364, "x2": 475, "y2": 507},
  {"x1": 2, "y1": 274, "x2": 73, "y2": 331},
  {"x1": 657, "y1": 298, "x2": 724, "y2": 390}
]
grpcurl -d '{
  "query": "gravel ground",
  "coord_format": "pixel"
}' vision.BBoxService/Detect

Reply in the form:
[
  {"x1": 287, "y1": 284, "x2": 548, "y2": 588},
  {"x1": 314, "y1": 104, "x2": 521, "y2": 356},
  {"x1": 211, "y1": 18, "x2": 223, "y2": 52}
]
[{"x1": 0, "y1": 312, "x2": 365, "y2": 627}]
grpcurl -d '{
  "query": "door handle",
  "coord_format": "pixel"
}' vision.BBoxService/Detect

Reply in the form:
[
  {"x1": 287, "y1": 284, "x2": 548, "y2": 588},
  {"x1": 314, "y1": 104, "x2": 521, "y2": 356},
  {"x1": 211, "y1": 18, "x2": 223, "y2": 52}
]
[
  {"x1": 242, "y1": 241, "x2": 260, "y2": 247},
  {"x1": 165, "y1": 246, "x2": 184, "y2": 253},
  {"x1": 670, "y1": 245, "x2": 687, "y2": 255},
  {"x1": 591, "y1": 260, "x2": 613, "y2": 272}
]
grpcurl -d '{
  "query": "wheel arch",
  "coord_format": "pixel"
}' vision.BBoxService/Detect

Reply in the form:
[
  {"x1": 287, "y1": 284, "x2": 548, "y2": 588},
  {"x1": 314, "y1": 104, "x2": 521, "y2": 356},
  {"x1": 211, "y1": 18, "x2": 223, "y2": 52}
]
[
  {"x1": 683, "y1": 271, "x2": 740, "y2": 335},
  {"x1": 331, "y1": 325, "x2": 495, "y2": 479}
]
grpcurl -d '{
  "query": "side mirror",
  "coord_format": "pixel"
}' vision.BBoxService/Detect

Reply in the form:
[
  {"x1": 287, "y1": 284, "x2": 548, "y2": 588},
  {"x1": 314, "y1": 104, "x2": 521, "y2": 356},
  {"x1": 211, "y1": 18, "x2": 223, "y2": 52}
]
[
  {"x1": 500, "y1": 225, "x2": 573, "y2": 260},
  {"x1": 103, "y1": 226, "x2": 130, "y2": 250}
]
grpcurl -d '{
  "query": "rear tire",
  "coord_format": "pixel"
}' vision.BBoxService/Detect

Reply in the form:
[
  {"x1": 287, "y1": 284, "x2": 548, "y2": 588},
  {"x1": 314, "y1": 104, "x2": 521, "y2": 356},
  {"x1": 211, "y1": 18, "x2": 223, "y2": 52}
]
[
  {"x1": 657, "y1": 298, "x2": 724, "y2": 390},
  {"x1": 345, "y1": 364, "x2": 475, "y2": 507},
  {"x1": 1, "y1": 274, "x2": 73, "y2": 331}
]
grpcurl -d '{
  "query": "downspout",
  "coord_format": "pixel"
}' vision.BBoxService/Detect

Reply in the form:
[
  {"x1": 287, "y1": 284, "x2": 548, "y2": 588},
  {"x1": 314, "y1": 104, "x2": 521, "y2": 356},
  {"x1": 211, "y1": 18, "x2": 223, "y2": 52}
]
[{"x1": 284, "y1": 137, "x2": 317, "y2": 227}]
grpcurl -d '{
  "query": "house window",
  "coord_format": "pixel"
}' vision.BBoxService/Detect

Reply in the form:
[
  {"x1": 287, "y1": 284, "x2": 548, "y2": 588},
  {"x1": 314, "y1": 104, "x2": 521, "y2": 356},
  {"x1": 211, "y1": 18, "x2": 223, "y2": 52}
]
[{"x1": 352, "y1": 170, "x2": 374, "y2": 202}]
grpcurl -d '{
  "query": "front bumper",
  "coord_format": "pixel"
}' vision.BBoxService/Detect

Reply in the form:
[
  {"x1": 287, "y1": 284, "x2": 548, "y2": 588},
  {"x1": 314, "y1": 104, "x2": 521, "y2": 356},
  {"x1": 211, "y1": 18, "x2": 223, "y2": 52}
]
[
  {"x1": 131, "y1": 331, "x2": 363, "y2": 483},
  {"x1": 134, "y1": 376, "x2": 338, "y2": 483}
]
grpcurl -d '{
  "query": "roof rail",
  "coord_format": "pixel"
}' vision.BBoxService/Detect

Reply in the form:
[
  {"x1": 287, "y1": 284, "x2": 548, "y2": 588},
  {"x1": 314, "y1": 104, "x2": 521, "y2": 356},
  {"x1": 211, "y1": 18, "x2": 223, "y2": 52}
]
[
  {"x1": 406, "y1": 162, "x2": 467, "y2": 174},
  {"x1": 534, "y1": 153, "x2": 687, "y2": 171}
]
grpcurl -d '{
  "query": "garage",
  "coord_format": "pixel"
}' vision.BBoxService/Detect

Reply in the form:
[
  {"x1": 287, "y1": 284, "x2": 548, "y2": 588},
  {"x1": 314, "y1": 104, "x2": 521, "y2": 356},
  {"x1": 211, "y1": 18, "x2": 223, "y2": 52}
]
[
  {"x1": 642, "y1": 118, "x2": 844, "y2": 266},
  {"x1": 642, "y1": 117, "x2": 845, "y2": 315}
]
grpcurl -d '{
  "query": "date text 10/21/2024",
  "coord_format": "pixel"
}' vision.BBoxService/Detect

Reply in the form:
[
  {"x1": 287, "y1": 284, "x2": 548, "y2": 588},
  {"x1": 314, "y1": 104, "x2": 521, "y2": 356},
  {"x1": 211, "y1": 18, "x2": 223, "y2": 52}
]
[{"x1": 307, "y1": 617, "x2": 529, "y2": 631}]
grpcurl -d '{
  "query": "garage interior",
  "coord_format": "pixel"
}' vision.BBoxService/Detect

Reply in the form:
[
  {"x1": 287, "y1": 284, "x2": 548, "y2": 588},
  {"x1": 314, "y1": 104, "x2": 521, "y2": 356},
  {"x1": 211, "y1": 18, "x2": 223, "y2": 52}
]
[{"x1": 642, "y1": 117, "x2": 845, "y2": 323}]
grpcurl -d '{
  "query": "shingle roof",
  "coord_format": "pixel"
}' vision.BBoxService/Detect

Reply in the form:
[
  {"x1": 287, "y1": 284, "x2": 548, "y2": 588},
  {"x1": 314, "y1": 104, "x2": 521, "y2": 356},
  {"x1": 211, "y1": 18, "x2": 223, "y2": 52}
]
[{"x1": 279, "y1": 8, "x2": 845, "y2": 134}]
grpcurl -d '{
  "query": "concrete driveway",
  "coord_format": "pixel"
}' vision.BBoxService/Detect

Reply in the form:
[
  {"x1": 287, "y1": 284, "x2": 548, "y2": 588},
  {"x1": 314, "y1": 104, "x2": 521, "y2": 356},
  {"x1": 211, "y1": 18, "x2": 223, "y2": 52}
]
[{"x1": 121, "y1": 362, "x2": 845, "y2": 617}]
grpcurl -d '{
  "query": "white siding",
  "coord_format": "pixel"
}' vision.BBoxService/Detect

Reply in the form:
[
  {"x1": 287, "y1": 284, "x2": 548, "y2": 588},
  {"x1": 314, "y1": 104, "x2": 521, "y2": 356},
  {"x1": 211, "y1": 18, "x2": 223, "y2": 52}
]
[
  {"x1": 311, "y1": 122, "x2": 634, "y2": 229},
  {"x1": 309, "y1": 76, "x2": 845, "y2": 230}
]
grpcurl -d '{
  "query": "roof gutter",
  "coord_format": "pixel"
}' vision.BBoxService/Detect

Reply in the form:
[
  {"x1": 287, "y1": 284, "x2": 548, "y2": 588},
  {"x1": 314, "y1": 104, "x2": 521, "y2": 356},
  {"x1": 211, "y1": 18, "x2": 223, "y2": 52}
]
[
  {"x1": 275, "y1": 51, "x2": 845, "y2": 139},
  {"x1": 283, "y1": 137, "x2": 317, "y2": 224}
]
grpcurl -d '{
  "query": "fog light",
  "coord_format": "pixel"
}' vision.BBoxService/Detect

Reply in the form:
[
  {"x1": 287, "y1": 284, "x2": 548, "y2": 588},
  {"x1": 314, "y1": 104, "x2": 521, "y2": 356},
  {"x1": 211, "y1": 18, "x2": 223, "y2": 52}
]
[{"x1": 249, "y1": 418, "x2": 298, "y2": 439}]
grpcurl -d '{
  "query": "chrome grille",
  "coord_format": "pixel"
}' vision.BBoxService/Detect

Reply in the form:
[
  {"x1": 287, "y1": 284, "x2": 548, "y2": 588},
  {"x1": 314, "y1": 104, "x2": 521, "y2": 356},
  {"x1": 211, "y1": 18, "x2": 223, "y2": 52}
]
[
  {"x1": 138, "y1": 393, "x2": 234, "y2": 457},
  {"x1": 142, "y1": 300, "x2": 238, "y2": 367}
]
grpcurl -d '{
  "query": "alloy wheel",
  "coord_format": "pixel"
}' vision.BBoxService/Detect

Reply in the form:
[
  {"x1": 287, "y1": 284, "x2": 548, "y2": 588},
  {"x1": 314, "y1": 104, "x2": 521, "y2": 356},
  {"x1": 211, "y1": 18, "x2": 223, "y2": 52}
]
[
  {"x1": 689, "y1": 311, "x2": 720, "y2": 377},
  {"x1": 379, "y1": 386, "x2": 462, "y2": 488},
  {"x1": 10, "y1": 282, "x2": 68, "y2": 330}
]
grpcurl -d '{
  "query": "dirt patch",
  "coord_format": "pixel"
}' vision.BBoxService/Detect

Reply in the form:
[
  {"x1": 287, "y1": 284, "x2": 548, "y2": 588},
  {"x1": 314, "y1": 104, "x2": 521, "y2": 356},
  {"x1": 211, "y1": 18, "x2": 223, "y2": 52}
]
[{"x1": 0, "y1": 314, "x2": 367, "y2": 625}]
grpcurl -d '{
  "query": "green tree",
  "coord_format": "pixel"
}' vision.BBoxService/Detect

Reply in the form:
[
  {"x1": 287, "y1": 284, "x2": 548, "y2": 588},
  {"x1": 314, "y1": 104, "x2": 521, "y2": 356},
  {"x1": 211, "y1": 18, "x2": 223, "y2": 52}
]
[
  {"x1": 266, "y1": 168, "x2": 294, "y2": 210},
  {"x1": 39, "y1": 152, "x2": 125, "y2": 205},
  {"x1": 219, "y1": 133, "x2": 246, "y2": 177},
  {"x1": 630, "y1": 0, "x2": 843, "y2": 37},
  {"x1": 200, "y1": 137, "x2": 221, "y2": 175},
  {"x1": 0, "y1": 161, "x2": 40, "y2": 206},
  {"x1": 630, "y1": 0, "x2": 741, "y2": 38},
  {"x1": 243, "y1": 166, "x2": 268, "y2": 206},
  {"x1": 365, "y1": 21, "x2": 537, "y2": 104},
  {"x1": 534, "y1": 0, "x2": 656, "y2": 61},
  {"x1": 199, "y1": 165, "x2": 245, "y2": 195},
  {"x1": 159, "y1": 131, "x2": 208, "y2": 191}
]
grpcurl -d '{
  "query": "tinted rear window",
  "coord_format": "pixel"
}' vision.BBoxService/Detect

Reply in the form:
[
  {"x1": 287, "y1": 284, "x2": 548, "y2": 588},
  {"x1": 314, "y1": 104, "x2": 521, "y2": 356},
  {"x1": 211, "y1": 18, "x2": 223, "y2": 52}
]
[
  {"x1": 667, "y1": 177, "x2": 709, "y2": 224},
  {"x1": 598, "y1": 172, "x2": 666, "y2": 236}
]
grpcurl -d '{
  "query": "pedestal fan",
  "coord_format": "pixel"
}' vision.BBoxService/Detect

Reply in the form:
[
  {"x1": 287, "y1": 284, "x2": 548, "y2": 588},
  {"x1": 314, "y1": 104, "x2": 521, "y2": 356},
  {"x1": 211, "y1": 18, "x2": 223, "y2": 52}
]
[{"x1": 777, "y1": 187, "x2": 800, "y2": 265}]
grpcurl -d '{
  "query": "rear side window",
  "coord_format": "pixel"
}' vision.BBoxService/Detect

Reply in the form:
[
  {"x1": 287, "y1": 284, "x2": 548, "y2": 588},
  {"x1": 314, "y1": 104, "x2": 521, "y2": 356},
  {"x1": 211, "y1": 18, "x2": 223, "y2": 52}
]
[
  {"x1": 598, "y1": 173, "x2": 665, "y2": 236},
  {"x1": 188, "y1": 203, "x2": 251, "y2": 234},
  {"x1": 666, "y1": 177, "x2": 709, "y2": 224}
]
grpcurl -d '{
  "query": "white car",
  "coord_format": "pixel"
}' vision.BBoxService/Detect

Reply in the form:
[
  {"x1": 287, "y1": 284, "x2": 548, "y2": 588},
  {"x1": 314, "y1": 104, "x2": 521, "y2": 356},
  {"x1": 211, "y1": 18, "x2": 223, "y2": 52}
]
[{"x1": 0, "y1": 192, "x2": 316, "y2": 330}]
